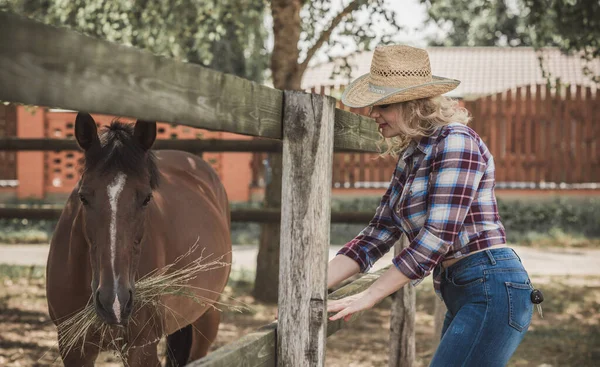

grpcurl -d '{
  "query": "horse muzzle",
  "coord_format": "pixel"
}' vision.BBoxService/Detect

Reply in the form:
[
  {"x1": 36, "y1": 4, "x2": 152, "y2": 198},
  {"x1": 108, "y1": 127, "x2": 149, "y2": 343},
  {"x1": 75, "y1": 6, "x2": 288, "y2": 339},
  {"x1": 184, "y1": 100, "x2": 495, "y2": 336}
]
[{"x1": 94, "y1": 285, "x2": 134, "y2": 325}]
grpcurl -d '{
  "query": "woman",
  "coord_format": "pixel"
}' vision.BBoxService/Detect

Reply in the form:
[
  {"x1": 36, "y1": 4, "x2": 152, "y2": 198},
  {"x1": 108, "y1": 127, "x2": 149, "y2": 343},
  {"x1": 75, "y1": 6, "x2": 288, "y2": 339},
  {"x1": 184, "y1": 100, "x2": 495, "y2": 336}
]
[{"x1": 327, "y1": 45, "x2": 537, "y2": 366}]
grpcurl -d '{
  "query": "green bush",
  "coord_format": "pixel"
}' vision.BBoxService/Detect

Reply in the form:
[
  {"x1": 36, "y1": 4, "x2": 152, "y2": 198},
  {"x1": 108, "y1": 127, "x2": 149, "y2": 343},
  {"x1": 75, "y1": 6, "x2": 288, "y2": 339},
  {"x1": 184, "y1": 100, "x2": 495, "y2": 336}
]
[
  {"x1": 1, "y1": 196, "x2": 599, "y2": 247},
  {"x1": 0, "y1": 218, "x2": 56, "y2": 244},
  {"x1": 498, "y1": 197, "x2": 600, "y2": 241}
]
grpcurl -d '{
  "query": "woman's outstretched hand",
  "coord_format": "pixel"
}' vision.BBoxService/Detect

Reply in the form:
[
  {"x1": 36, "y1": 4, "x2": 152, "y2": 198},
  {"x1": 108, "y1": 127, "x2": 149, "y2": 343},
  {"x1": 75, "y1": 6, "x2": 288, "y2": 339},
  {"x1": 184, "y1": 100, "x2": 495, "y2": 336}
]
[
  {"x1": 328, "y1": 265, "x2": 412, "y2": 322},
  {"x1": 327, "y1": 290, "x2": 377, "y2": 322}
]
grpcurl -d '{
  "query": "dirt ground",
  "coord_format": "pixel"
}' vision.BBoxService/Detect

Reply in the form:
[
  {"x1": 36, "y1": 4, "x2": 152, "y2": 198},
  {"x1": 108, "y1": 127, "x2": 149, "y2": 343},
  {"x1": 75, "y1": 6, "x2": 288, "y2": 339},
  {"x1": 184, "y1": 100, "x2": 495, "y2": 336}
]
[{"x1": 1, "y1": 266, "x2": 599, "y2": 367}]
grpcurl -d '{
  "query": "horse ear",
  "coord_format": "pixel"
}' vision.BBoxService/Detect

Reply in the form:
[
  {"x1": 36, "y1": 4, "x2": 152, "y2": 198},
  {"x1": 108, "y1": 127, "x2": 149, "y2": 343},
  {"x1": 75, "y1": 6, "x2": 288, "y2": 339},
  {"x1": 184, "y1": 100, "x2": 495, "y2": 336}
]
[
  {"x1": 74, "y1": 112, "x2": 99, "y2": 151},
  {"x1": 134, "y1": 120, "x2": 157, "y2": 151}
]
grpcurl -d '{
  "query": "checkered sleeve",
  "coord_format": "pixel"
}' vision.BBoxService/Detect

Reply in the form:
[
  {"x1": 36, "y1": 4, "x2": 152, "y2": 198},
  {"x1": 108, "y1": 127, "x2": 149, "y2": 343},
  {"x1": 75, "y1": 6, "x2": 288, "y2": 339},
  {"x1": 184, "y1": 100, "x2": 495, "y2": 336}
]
[
  {"x1": 393, "y1": 131, "x2": 487, "y2": 281},
  {"x1": 336, "y1": 167, "x2": 403, "y2": 273}
]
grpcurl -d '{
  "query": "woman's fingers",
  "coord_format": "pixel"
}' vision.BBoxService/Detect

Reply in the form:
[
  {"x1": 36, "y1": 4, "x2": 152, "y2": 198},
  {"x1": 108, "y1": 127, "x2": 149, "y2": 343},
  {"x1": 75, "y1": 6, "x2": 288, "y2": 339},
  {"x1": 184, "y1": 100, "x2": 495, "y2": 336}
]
[
  {"x1": 327, "y1": 300, "x2": 350, "y2": 313},
  {"x1": 329, "y1": 305, "x2": 355, "y2": 321}
]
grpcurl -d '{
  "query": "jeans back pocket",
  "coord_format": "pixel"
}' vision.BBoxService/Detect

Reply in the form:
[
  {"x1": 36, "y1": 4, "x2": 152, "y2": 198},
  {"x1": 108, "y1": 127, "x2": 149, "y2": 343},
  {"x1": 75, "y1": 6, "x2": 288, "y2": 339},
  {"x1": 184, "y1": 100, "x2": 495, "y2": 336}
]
[{"x1": 505, "y1": 281, "x2": 534, "y2": 332}]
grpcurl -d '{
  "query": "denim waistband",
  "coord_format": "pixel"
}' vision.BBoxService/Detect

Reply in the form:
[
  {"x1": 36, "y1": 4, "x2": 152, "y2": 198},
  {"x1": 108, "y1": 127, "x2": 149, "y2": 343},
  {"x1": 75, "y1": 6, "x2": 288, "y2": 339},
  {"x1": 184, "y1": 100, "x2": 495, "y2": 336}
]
[{"x1": 444, "y1": 247, "x2": 520, "y2": 278}]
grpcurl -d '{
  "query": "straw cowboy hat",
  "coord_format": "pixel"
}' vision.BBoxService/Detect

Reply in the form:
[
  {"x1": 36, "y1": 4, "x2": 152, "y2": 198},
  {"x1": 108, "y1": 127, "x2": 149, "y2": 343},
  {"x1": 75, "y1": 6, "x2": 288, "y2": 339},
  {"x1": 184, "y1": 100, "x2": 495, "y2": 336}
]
[{"x1": 341, "y1": 45, "x2": 460, "y2": 108}]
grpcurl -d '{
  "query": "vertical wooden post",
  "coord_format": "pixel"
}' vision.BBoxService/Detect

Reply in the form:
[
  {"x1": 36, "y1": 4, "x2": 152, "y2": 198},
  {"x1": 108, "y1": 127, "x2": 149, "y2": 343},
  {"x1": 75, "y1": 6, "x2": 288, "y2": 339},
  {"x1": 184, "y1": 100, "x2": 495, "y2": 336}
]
[
  {"x1": 277, "y1": 90, "x2": 335, "y2": 367},
  {"x1": 388, "y1": 235, "x2": 416, "y2": 367},
  {"x1": 432, "y1": 297, "x2": 447, "y2": 346}
]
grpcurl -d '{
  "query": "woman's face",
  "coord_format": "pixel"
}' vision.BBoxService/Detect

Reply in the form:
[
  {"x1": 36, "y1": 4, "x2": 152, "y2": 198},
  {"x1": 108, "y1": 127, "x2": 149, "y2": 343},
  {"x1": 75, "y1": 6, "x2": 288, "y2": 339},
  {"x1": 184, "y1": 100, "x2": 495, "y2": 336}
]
[{"x1": 369, "y1": 103, "x2": 406, "y2": 138}]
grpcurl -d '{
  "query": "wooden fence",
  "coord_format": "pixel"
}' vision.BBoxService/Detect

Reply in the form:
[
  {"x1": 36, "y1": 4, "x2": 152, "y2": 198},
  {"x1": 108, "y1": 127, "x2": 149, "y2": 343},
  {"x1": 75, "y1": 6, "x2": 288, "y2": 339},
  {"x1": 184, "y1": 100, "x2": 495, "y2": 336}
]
[
  {"x1": 0, "y1": 11, "x2": 414, "y2": 367},
  {"x1": 466, "y1": 85, "x2": 600, "y2": 184},
  {"x1": 251, "y1": 84, "x2": 600, "y2": 188}
]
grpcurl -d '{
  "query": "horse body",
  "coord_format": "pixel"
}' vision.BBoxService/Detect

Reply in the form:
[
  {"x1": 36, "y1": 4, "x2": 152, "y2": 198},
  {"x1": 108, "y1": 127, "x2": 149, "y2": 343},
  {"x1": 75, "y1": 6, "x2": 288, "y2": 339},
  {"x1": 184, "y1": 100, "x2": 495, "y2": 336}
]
[{"x1": 46, "y1": 115, "x2": 231, "y2": 366}]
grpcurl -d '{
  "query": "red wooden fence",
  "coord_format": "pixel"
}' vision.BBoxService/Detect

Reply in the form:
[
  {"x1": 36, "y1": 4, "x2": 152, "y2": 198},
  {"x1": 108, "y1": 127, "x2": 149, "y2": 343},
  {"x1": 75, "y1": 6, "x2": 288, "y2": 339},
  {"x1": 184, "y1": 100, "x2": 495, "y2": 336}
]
[
  {"x1": 466, "y1": 85, "x2": 600, "y2": 184},
  {"x1": 251, "y1": 84, "x2": 599, "y2": 188}
]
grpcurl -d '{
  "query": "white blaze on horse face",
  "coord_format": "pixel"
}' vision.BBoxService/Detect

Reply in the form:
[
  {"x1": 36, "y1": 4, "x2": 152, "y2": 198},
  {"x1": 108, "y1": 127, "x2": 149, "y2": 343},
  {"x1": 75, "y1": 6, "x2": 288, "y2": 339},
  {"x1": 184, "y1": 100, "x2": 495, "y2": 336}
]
[{"x1": 107, "y1": 172, "x2": 127, "y2": 322}]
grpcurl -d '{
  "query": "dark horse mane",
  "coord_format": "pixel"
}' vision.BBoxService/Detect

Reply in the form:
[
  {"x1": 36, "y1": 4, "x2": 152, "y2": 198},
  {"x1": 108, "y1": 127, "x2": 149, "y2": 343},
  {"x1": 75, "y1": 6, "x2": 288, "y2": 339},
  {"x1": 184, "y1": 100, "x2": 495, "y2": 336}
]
[{"x1": 80, "y1": 120, "x2": 160, "y2": 189}]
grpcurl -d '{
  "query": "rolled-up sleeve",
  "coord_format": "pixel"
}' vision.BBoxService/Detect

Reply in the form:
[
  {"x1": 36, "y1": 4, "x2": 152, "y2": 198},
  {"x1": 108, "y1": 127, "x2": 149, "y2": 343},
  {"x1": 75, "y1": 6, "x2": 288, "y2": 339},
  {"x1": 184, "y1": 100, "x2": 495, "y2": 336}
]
[
  {"x1": 337, "y1": 167, "x2": 403, "y2": 273},
  {"x1": 393, "y1": 131, "x2": 487, "y2": 282}
]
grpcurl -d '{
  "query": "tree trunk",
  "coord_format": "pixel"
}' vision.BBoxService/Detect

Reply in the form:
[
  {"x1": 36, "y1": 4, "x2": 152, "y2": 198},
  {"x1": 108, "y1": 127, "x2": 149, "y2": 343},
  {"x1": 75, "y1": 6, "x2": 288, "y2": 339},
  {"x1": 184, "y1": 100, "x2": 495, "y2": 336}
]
[
  {"x1": 433, "y1": 296, "x2": 447, "y2": 348},
  {"x1": 253, "y1": 0, "x2": 304, "y2": 303},
  {"x1": 253, "y1": 153, "x2": 283, "y2": 303}
]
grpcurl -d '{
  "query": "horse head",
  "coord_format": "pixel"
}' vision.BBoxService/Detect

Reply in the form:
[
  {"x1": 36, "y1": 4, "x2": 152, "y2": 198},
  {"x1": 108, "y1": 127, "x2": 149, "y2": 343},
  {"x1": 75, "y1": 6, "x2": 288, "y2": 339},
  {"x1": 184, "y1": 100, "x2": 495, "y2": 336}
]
[{"x1": 74, "y1": 112, "x2": 158, "y2": 325}]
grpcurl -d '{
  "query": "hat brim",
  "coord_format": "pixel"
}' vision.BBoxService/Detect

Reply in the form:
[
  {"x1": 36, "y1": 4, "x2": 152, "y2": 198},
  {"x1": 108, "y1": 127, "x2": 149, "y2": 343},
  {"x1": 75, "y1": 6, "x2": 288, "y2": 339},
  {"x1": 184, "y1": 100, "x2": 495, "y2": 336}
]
[{"x1": 341, "y1": 73, "x2": 461, "y2": 108}]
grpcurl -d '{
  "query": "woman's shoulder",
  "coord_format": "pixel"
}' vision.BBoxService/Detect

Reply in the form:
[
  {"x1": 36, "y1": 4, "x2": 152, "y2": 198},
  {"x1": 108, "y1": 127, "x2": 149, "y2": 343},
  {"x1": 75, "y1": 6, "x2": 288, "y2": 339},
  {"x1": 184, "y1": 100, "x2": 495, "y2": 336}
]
[
  {"x1": 434, "y1": 123, "x2": 492, "y2": 162},
  {"x1": 439, "y1": 122, "x2": 481, "y2": 140}
]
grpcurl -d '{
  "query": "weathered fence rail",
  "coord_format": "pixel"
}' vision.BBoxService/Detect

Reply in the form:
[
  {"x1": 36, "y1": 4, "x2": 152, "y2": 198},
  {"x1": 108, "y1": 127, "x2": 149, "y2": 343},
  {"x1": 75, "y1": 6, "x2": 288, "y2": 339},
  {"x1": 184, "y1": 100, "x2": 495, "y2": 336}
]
[
  {"x1": 0, "y1": 205, "x2": 374, "y2": 223},
  {"x1": 188, "y1": 267, "x2": 390, "y2": 367},
  {"x1": 0, "y1": 10, "x2": 408, "y2": 367},
  {"x1": 0, "y1": 12, "x2": 379, "y2": 152},
  {"x1": 0, "y1": 138, "x2": 370, "y2": 153}
]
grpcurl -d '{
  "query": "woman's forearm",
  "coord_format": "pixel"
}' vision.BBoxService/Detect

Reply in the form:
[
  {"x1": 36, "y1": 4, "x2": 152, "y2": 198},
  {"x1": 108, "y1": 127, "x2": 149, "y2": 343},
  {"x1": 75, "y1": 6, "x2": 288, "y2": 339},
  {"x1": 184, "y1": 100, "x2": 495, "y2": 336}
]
[
  {"x1": 364, "y1": 265, "x2": 411, "y2": 303},
  {"x1": 327, "y1": 255, "x2": 361, "y2": 289}
]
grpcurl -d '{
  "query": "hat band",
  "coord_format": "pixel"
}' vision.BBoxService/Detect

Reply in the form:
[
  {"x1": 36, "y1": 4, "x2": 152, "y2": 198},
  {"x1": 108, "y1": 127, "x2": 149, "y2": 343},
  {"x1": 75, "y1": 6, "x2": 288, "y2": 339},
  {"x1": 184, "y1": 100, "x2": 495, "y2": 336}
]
[{"x1": 368, "y1": 83, "x2": 399, "y2": 95}]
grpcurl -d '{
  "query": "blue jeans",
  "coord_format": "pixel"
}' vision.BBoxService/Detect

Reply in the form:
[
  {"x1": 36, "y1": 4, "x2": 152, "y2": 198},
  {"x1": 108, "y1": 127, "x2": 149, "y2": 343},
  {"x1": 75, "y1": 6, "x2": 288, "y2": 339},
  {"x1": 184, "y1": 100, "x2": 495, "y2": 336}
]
[{"x1": 430, "y1": 248, "x2": 534, "y2": 367}]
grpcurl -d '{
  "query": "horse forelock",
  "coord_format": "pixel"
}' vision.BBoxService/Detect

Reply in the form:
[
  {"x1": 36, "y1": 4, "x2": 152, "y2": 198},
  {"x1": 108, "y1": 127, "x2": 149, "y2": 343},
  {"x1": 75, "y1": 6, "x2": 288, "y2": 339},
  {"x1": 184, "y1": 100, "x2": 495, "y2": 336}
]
[{"x1": 80, "y1": 120, "x2": 159, "y2": 188}]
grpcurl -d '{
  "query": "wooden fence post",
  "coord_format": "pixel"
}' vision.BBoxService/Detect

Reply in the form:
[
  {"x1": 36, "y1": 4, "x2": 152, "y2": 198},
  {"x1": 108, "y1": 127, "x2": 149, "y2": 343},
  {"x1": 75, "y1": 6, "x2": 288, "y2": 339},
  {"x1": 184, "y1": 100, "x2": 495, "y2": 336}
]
[
  {"x1": 277, "y1": 91, "x2": 335, "y2": 366},
  {"x1": 388, "y1": 235, "x2": 416, "y2": 367},
  {"x1": 432, "y1": 297, "x2": 447, "y2": 347}
]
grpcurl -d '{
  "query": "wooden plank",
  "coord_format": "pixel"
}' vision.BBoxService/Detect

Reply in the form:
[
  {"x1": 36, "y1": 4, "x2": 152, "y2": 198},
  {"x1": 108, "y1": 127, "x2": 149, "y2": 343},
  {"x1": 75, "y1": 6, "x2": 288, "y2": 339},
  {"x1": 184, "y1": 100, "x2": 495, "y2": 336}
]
[
  {"x1": 487, "y1": 95, "x2": 497, "y2": 164},
  {"x1": 188, "y1": 323, "x2": 277, "y2": 367},
  {"x1": 190, "y1": 267, "x2": 390, "y2": 367},
  {"x1": 506, "y1": 90, "x2": 514, "y2": 182},
  {"x1": 554, "y1": 88, "x2": 565, "y2": 183},
  {"x1": 389, "y1": 235, "x2": 416, "y2": 367},
  {"x1": 514, "y1": 87, "x2": 523, "y2": 182},
  {"x1": 332, "y1": 153, "x2": 341, "y2": 186},
  {"x1": 494, "y1": 92, "x2": 505, "y2": 182},
  {"x1": 0, "y1": 137, "x2": 369, "y2": 153},
  {"x1": 595, "y1": 89, "x2": 600, "y2": 182},
  {"x1": 0, "y1": 12, "x2": 282, "y2": 139},
  {"x1": 278, "y1": 91, "x2": 335, "y2": 367},
  {"x1": 534, "y1": 85, "x2": 543, "y2": 183},
  {"x1": 0, "y1": 138, "x2": 281, "y2": 152},
  {"x1": 544, "y1": 86, "x2": 553, "y2": 182},
  {"x1": 0, "y1": 12, "x2": 382, "y2": 152},
  {"x1": 563, "y1": 87, "x2": 572, "y2": 183},
  {"x1": 0, "y1": 205, "x2": 378, "y2": 223},
  {"x1": 574, "y1": 86, "x2": 583, "y2": 183},
  {"x1": 359, "y1": 153, "x2": 366, "y2": 183},
  {"x1": 334, "y1": 109, "x2": 381, "y2": 152},
  {"x1": 584, "y1": 87, "x2": 593, "y2": 182},
  {"x1": 524, "y1": 86, "x2": 532, "y2": 182}
]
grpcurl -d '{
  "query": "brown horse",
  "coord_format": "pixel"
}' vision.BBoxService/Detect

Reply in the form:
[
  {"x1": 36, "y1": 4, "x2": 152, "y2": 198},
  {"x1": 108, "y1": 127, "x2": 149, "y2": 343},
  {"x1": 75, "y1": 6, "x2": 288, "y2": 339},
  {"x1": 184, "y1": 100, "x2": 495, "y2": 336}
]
[{"x1": 46, "y1": 112, "x2": 232, "y2": 366}]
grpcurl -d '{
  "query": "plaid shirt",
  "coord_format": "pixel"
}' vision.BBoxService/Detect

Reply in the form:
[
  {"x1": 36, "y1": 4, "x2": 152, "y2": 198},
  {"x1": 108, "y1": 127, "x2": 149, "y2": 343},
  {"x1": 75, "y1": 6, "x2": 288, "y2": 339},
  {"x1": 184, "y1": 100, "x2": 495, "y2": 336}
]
[{"x1": 337, "y1": 123, "x2": 506, "y2": 297}]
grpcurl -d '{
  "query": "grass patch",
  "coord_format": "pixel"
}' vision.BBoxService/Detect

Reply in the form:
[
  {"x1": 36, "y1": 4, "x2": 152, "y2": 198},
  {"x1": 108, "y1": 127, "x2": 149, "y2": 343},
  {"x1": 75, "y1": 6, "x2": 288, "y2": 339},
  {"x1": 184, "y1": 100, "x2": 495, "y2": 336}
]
[{"x1": 0, "y1": 264, "x2": 45, "y2": 280}]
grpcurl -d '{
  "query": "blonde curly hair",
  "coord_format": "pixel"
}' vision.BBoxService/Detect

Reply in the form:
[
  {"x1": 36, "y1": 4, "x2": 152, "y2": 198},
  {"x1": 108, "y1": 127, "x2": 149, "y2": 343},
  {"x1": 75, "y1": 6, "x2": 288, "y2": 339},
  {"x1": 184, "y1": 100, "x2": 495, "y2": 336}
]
[{"x1": 377, "y1": 96, "x2": 472, "y2": 157}]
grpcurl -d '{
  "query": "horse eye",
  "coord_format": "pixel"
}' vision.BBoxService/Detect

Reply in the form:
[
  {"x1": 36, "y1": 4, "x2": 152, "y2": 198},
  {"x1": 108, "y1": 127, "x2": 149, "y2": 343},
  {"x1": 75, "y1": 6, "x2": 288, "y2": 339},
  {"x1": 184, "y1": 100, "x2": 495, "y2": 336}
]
[
  {"x1": 142, "y1": 194, "x2": 152, "y2": 207},
  {"x1": 79, "y1": 194, "x2": 89, "y2": 206}
]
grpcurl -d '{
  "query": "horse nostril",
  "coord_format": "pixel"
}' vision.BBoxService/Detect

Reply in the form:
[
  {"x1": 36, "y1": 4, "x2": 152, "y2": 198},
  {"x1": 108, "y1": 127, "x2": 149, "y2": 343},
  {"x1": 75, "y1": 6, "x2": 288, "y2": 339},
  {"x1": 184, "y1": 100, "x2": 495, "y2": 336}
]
[
  {"x1": 95, "y1": 290, "x2": 107, "y2": 312},
  {"x1": 124, "y1": 290, "x2": 134, "y2": 314}
]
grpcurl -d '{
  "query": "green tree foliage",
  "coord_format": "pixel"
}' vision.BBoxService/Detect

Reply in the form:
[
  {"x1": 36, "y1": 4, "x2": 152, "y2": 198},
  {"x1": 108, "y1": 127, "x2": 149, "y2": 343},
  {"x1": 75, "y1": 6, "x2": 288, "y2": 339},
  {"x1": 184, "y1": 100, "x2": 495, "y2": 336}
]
[
  {"x1": 0, "y1": 0, "x2": 269, "y2": 82},
  {"x1": 421, "y1": 0, "x2": 599, "y2": 83}
]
